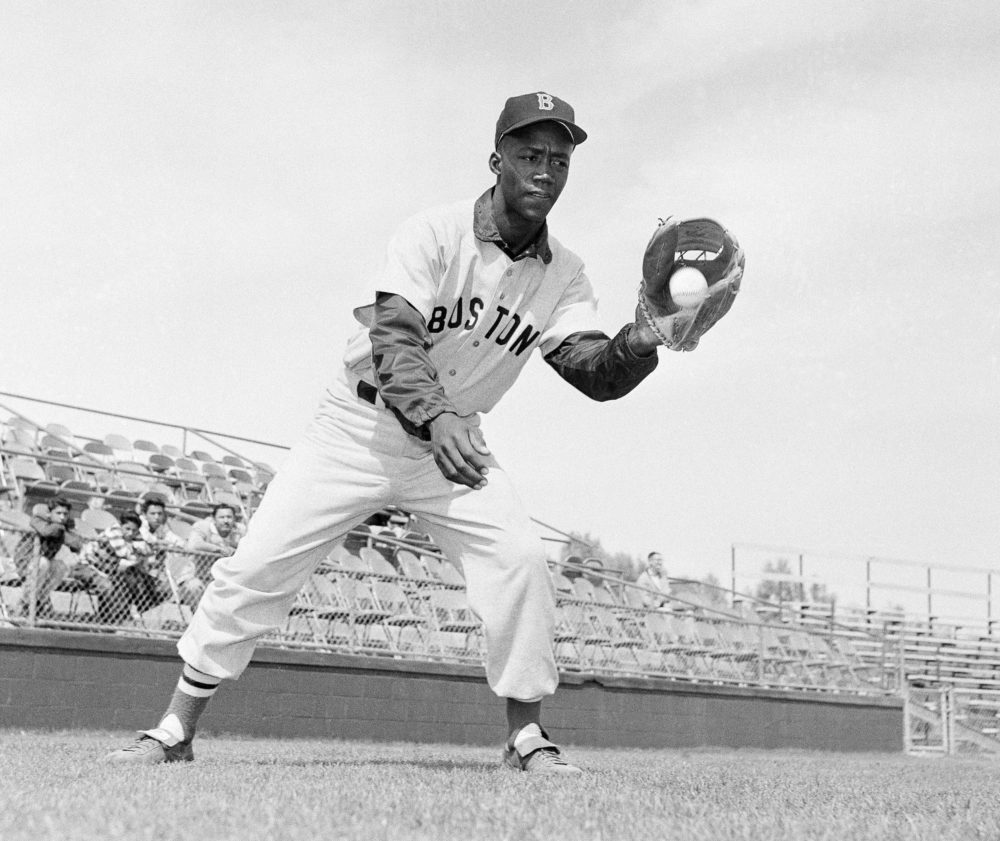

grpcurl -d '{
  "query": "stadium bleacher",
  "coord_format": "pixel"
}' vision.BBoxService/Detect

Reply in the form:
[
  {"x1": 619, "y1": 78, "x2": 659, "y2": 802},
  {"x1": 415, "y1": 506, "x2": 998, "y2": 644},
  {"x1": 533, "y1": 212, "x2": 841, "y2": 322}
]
[{"x1": 13, "y1": 395, "x2": 1000, "y2": 753}]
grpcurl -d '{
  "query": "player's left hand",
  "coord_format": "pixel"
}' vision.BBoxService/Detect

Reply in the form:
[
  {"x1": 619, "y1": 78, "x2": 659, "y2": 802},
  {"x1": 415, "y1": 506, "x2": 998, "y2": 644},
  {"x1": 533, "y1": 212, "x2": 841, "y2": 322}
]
[
  {"x1": 637, "y1": 217, "x2": 744, "y2": 351},
  {"x1": 428, "y1": 412, "x2": 491, "y2": 490}
]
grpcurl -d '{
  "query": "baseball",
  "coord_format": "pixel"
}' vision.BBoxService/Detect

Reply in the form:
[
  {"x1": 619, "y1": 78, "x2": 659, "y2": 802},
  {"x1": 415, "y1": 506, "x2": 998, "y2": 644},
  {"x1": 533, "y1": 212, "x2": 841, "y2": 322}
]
[{"x1": 669, "y1": 266, "x2": 709, "y2": 309}]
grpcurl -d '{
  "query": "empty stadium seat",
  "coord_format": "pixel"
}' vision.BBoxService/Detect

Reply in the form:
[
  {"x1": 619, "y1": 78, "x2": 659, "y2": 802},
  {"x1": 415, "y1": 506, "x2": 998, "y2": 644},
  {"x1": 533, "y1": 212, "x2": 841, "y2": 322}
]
[
  {"x1": 1, "y1": 431, "x2": 38, "y2": 455},
  {"x1": 372, "y1": 580, "x2": 426, "y2": 648},
  {"x1": 103, "y1": 433, "x2": 133, "y2": 457},
  {"x1": 359, "y1": 546, "x2": 397, "y2": 578},
  {"x1": 44, "y1": 422, "x2": 73, "y2": 439},
  {"x1": 82, "y1": 441, "x2": 115, "y2": 462},
  {"x1": 132, "y1": 439, "x2": 161, "y2": 456},
  {"x1": 227, "y1": 467, "x2": 255, "y2": 484},
  {"x1": 39, "y1": 434, "x2": 73, "y2": 455},
  {"x1": 80, "y1": 508, "x2": 118, "y2": 531},
  {"x1": 551, "y1": 572, "x2": 575, "y2": 595},
  {"x1": 426, "y1": 588, "x2": 480, "y2": 658},
  {"x1": 396, "y1": 550, "x2": 431, "y2": 582},
  {"x1": 167, "y1": 517, "x2": 193, "y2": 541},
  {"x1": 147, "y1": 454, "x2": 175, "y2": 473},
  {"x1": 8, "y1": 456, "x2": 46, "y2": 486},
  {"x1": 433, "y1": 560, "x2": 465, "y2": 588},
  {"x1": 44, "y1": 464, "x2": 77, "y2": 484}
]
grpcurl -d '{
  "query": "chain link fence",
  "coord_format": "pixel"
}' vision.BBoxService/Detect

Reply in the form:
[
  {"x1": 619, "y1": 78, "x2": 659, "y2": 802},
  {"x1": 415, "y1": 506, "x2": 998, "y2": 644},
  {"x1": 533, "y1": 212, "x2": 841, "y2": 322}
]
[{"x1": 1, "y1": 519, "x2": 892, "y2": 696}]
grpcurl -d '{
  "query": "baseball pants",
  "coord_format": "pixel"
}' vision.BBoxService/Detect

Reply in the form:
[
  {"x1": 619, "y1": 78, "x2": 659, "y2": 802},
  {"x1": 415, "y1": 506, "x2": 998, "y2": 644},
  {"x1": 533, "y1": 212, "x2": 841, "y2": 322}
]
[{"x1": 178, "y1": 373, "x2": 559, "y2": 702}]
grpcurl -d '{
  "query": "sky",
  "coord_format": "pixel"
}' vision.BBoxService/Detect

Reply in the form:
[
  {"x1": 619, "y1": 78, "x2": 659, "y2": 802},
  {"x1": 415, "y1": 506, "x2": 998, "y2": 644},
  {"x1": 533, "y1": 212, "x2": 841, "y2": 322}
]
[{"x1": 1, "y1": 1, "x2": 998, "y2": 611}]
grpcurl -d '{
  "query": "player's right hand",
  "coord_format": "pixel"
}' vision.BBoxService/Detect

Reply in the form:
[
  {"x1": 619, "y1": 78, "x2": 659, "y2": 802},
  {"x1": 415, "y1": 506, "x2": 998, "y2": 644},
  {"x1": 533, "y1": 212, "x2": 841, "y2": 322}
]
[{"x1": 428, "y1": 412, "x2": 491, "y2": 490}]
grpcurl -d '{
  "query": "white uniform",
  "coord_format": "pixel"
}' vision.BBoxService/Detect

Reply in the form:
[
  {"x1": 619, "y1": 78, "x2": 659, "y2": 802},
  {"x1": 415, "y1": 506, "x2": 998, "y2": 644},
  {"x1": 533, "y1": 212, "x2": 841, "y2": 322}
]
[{"x1": 179, "y1": 194, "x2": 604, "y2": 703}]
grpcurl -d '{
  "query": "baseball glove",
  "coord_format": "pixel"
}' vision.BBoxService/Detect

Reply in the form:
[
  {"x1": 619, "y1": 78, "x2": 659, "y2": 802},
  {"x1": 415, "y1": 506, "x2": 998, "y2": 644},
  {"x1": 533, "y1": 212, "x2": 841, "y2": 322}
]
[{"x1": 637, "y1": 217, "x2": 745, "y2": 351}]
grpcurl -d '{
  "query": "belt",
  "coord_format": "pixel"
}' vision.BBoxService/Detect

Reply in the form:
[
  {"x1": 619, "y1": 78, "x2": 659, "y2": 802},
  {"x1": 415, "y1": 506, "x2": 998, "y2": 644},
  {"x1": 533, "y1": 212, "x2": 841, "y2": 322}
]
[{"x1": 357, "y1": 380, "x2": 431, "y2": 441}]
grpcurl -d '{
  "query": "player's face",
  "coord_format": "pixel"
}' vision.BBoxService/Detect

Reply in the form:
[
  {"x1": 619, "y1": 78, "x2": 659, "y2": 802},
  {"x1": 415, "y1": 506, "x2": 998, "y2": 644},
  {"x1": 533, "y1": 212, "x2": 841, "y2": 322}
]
[
  {"x1": 121, "y1": 521, "x2": 139, "y2": 541},
  {"x1": 145, "y1": 505, "x2": 165, "y2": 529},
  {"x1": 491, "y1": 123, "x2": 573, "y2": 223},
  {"x1": 50, "y1": 505, "x2": 70, "y2": 524}
]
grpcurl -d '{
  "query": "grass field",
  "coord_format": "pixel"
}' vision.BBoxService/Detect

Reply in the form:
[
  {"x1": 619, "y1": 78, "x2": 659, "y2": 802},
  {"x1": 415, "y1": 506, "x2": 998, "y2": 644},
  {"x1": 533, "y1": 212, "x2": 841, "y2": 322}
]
[{"x1": 2, "y1": 729, "x2": 999, "y2": 841}]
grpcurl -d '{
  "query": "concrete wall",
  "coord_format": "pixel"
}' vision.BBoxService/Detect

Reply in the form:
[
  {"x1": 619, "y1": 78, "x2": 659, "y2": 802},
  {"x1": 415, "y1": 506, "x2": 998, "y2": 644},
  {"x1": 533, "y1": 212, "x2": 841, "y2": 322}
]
[{"x1": 0, "y1": 628, "x2": 903, "y2": 751}]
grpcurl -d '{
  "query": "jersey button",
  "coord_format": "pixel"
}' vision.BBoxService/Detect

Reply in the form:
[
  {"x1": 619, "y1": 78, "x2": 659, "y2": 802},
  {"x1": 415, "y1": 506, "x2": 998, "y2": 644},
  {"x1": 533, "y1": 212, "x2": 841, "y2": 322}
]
[
  {"x1": 472, "y1": 341, "x2": 480, "y2": 347},
  {"x1": 499, "y1": 293, "x2": 505, "y2": 300},
  {"x1": 448, "y1": 369, "x2": 456, "y2": 376}
]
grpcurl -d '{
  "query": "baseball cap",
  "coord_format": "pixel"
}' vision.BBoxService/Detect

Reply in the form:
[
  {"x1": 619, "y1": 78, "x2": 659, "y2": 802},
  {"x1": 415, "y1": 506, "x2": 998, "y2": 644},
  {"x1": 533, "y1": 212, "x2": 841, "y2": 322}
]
[{"x1": 494, "y1": 92, "x2": 587, "y2": 148}]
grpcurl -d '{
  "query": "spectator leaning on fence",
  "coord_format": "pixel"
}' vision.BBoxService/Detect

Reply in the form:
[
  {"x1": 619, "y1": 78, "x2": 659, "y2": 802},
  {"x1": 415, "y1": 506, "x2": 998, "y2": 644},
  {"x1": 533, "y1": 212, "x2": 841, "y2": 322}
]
[
  {"x1": 184, "y1": 503, "x2": 245, "y2": 584},
  {"x1": 139, "y1": 497, "x2": 203, "y2": 608},
  {"x1": 73, "y1": 512, "x2": 153, "y2": 624},
  {"x1": 14, "y1": 496, "x2": 81, "y2": 618},
  {"x1": 635, "y1": 551, "x2": 671, "y2": 608}
]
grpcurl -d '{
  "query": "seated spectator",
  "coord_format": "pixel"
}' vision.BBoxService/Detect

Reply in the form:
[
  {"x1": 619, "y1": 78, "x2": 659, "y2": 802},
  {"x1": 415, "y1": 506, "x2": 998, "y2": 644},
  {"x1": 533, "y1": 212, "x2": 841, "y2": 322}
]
[
  {"x1": 635, "y1": 551, "x2": 671, "y2": 608},
  {"x1": 140, "y1": 496, "x2": 203, "y2": 608},
  {"x1": 561, "y1": 554, "x2": 587, "y2": 580},
  {"x1": 385, "y1": 510, "x2": 411, "y2": 537},
  {"x1": 583, "y1": 557, "x2": 606, "y2": 584},
  {"x1": 71, "y1": 512, "x2": 155, "y2": 624},
  {"x1": 0, "y1": 487, "x2": 15, "y2": 513},
  {"x1": 185, "y1": 503, "x2": 245, "y2": 583},
  {"x1": 13, "y1": 496, "x2": 81, "y2": 618}
]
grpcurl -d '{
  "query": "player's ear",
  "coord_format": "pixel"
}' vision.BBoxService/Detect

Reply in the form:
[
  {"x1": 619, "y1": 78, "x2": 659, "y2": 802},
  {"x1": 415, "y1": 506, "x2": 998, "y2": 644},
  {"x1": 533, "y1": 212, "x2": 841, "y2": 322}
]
[{"x1": 488, "y1": 150, "x2": 502, "y2": 177}]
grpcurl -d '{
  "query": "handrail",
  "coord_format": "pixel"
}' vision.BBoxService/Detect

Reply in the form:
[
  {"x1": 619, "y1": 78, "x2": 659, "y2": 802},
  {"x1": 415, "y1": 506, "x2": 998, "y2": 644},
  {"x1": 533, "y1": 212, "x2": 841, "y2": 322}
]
[
  {"x1": 548, "y1": 559, "x2": 879, "y2": 642},
  {"x1": 733, "y1": 539, "x2": 1000, "y2": 578},
  {"x1": 0, "y1": 390, "x2": 289, "y2": 451}
]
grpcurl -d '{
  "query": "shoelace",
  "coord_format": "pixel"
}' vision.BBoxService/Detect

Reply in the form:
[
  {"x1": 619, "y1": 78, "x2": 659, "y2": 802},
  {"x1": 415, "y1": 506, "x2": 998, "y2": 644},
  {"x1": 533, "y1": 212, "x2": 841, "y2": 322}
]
[
  {"x1": 120, "y1": 736, "x2": 159, "y2": 753},
  {"x1": 527, "y1": 748, "x2": 570, "y2": 768}
]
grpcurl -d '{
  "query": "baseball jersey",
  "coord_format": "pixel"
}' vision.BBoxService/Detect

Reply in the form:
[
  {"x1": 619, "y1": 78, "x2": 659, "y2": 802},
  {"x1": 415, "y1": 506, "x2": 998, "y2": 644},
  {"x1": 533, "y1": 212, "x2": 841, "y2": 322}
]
[{"x1": 344, "y1": 190, "x2": 604, "y2": 418}]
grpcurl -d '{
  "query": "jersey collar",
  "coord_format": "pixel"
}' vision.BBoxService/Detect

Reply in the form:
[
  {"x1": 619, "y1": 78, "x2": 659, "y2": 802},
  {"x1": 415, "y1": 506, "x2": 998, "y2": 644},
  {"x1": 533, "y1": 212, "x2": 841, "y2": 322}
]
[{"x1": 473, "y1": 188, "x2": 553, "y2": 265}]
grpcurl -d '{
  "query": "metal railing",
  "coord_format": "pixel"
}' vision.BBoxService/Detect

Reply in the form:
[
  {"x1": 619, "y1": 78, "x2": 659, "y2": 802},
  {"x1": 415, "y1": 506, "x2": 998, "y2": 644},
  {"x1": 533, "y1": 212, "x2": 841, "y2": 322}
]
[
  {"x1": 905, "y1": 687, "x2": 1000, "y2": 755},
  {"x1": 0, "y1": 522, "x2": 893, "y2": 696},
  {"x1": 731, "y1": 541, "x2": 1000, "y2": 637}
]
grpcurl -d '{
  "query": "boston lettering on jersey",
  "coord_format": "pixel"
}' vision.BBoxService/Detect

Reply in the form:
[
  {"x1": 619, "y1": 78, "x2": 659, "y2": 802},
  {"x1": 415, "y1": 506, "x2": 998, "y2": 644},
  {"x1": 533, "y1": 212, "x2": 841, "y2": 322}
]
[{"x1": 427, "y1": 297, "x2": 540, "y2": 357}]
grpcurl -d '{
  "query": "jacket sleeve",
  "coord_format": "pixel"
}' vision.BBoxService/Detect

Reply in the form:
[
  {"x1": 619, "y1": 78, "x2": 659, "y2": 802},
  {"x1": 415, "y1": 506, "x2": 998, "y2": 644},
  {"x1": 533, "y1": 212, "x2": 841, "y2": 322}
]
[
  {"x1": 544, "y1": 324, "x2": 658, "y2": 401},
  {"x1": 370, "y1": 291, "x2": 458, "y2": 439},
  {"x1": 63, "y1": 529, "x2": 83, "y2": 552},
  {"x1": 31, "y1": 514, "x2": 65, "y2": 539}
]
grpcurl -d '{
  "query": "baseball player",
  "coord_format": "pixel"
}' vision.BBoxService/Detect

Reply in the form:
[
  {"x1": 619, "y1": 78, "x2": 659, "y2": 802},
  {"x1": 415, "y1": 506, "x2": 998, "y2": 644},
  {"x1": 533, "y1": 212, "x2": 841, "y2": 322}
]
[{"x1": 102, "y1": 91, "x2": 741, "y2": 773}]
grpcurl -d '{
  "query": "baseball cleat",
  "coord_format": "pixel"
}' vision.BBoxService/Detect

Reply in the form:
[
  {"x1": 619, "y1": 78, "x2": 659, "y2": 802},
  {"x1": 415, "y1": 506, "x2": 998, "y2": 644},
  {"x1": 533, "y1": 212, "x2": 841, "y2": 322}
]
[
  {"x1": 102, "y1": 730, "x2": 194, "y2": 764},
  {"x1": 502, "y1": 725, "x2": 582, "y2": 774}
]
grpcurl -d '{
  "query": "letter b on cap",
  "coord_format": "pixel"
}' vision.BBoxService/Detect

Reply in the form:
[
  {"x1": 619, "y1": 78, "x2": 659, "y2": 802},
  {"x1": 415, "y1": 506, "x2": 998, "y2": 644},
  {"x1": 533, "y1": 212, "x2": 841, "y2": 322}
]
[{"x1": 536, "y1": 93, "x2": 554, "y2": 111}]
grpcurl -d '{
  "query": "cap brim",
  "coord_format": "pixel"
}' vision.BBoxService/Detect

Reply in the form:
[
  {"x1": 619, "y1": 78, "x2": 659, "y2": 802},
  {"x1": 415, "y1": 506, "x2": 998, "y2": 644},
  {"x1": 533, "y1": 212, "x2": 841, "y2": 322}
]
[{"x1": 497, "y1": 117, "x2": 587, "y2": 147}]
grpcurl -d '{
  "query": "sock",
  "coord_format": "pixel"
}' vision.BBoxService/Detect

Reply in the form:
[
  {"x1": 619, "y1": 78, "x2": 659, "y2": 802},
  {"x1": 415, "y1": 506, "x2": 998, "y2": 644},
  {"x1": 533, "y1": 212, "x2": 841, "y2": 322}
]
[
  {"x1": 513, "y1": 722, "x2": 542, "y2": 750},
  {"x1": 148, "y1": 663, "x2": 221, "y2": 745}
]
